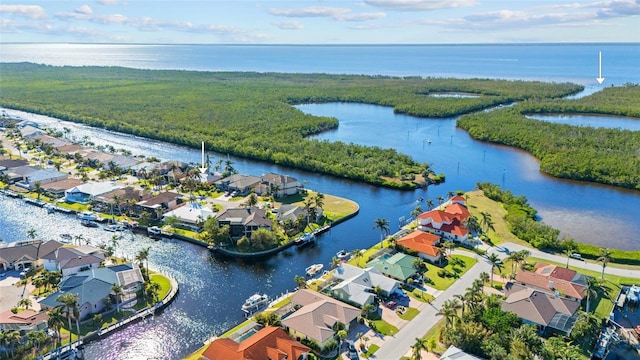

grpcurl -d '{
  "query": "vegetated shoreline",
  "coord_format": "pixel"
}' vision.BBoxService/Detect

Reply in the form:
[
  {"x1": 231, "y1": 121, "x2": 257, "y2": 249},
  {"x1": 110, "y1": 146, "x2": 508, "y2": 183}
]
[
  {"x1": 458, "y1": 85, "x2": 640, "y2": 191},
  {"x1": 0, "y1": 62, "x2": 582, "y2": 190},
  {"x1": 468, "y1": 183, "x2": 640, "y2": 265}
]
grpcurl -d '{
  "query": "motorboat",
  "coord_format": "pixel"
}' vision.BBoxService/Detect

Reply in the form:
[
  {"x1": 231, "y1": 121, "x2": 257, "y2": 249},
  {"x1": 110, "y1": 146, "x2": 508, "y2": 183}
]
[
  {"x1": 104, "y1": 224, "x2": 124, "y2": 232},
  {"x1": 306, "y1": 263, "x2": 324, "y2": 277},
  {"x1": 147, "y1": 226, "x2": 162, "y2": 238},
  {"x1": 59, "y1": 233, "x2": 72, "y2": 244},
  {"x1": 294, "y1": 232, "x2": 316, "y2": 246},
  {"x1": 336, "y1": 249, "x2": 350, "y2": 260},
  {"x1": 81, "y1": 219, "x2": 99, "y2": 228},
  {"x1": 241, "y1": 293, "x2": 269, "y2": 313},
  {"x1": 78, "y1": 211, "x2": 98, "y2": 221}
]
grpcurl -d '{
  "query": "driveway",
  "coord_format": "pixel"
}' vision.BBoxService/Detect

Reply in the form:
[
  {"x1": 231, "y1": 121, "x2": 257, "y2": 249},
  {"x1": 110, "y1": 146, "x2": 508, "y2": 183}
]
[{"x1": 0, "y1": 270, "x2": 30, "y2": 313}]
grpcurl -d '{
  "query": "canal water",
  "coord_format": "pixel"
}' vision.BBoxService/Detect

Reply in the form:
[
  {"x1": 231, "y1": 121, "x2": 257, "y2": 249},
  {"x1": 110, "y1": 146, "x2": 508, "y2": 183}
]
[{"x1": 1, "y1": 102, "x2": 639, "y2": 358}]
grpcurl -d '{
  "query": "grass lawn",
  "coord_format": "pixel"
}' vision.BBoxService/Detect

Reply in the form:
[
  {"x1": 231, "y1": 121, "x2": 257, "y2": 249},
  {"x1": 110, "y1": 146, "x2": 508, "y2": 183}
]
[
  {"x1": 422, "y1": 317, "x2": 448, "y2": 354},
  {"x1": 150, "y1": 273, "x2": 172, "y2": 300},
  {"x1": 285, "y1": 191, "x2": 359, "y2": 220},
  {"x1": 367, "y1": 312, "x2": 398, "y2": 336},
  {"x1": 465, "y1": 190, "x2": 526, "y2": 247},
  {"x1": 425, "y1": 255, "x2": 477, "y2": 290},
  {"x1": 171, "y1": 227, "x2": 200, "y2": 239},
  {"x1": 362, "y1": 344, "x2": 380, "y2": 359},
  {"x1": 397, "y1": 307, "x2": 420, "y2": 321},
  {"x1": 406, "y1": 287, "x2": 434, "y2": 303}
]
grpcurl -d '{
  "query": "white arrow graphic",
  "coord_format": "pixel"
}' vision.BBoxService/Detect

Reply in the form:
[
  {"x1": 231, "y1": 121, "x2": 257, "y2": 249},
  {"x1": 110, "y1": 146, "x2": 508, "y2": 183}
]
[
  {"x1": 199, "y1": 141, "x2": 207, "y2": 178},
  {"x1": 596, "y1": 51, "x2": 605, "y2": 85}
]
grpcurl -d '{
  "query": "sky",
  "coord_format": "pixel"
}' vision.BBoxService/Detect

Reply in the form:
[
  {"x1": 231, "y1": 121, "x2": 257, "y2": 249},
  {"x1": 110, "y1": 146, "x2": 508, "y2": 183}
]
[{"x1": 1, "y1": 0, "x2": 639, "y2": 44}]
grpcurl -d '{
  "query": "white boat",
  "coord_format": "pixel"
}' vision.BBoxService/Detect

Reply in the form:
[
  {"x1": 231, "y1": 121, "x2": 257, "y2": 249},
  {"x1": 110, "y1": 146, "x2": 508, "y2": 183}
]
[
  {"x1": 78, "y1": 211, "x2": 98, "y2": 221},
  {"x1": 104, "y1": 224, "x2": 124, "y2": 232},
  {"x1": 81, "y1": 219, "x2": 99, "y2": 228},
  {"x1": 306, "y1": 263, "x2": 324, "y2": 277},
  {"x1": 147, "y1": 226, "x2": 162, "y2": 237},
  {"x1": 241, "y1": 293, "x2": 269, "y2": 312},
  {"x1": 294, "y1": 232, "x2": 316, "y2": 245},
  {"x1": 336, "y1": 250, "x2": 350, "y2": 260},
  {"x1": 59, "y1": 233, "x2": 72, "y2": 244}
]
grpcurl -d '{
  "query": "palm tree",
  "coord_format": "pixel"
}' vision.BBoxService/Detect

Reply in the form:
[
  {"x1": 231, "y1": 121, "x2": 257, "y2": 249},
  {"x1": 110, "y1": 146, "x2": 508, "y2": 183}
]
[
  {"x1": 56, "y1": 292, "x2": 79, "y2": 345},
  {"x1": 487, "y1": 253, "x2": 503, "y2": 287},
  {"x1": 361, "y1": 303, "x2": 375, "y2": 319},
  {"x1": 562, "y1": 237, "x2": 578, "y2": 268},
  {"x1": 293, "y1": 275, "x2": 307, "y2": 289},
  {"x1": 479, "y1": 271, "x2": 490, "y2": 285},
  {"x1": 74, "y1": 234, "x2": 84, "y2": 246},
  {"x1": 314, "y1": 192, "x2": 324, "y2": 211},
  {"x1": 244, "y1": 193, "x2": 258, "y2": 207},
  {"x1": 373, "y1": 218, "x2": 390, "y2": 247},
  {"x1": 442, "y1": 240, "x2": 455, "y2": 257},
  {"x1": 112, "y1": 284, "x2": 123, "y2": 313},
  {"x1": 33, "y1": 181, "x2": 42, "y2": 200},
  {"x1": 436, "y1": 299, "x2": 460, "y2": 329},
  {"x1": 436, "y1": 195, "x2": 444, "y2": 205},
  {"x1": 28, "y1": 329, "x2": 48, "y2": 355},
  {"x1": 426, "y1": 199, "x2": 434, "y2": 210},
  {"x1": 110, "y1": 235, "x2": 119, "y2": 258},
  {"x1": 136, "y1": 247, "x2": 151, "y2": 279},
  {"x1": 27, "y1": 228, "x2": 37, "y2": 240},
  {"x1": 147, "y1": 281, "x2": 161, "y2": 301},
  {"x1": 480, "y1": 211, "x2": 492, "y2": 233},
  {"x1": 410, "y1": 206, "x2": 423, "y2": 223},
  {"x1": 0, "y1": 331, "x2": 8, "y2": 359},
  {"x1": 597, "y1": 247, "x2": 612, "y2": 279},
  {"x1": 584, "y1": 276, "x2": 604, "y2": 312},
  {"x1": 17, "y1": 297, "x2": 32, "y2": 310},
  {"x1": 411, "y1": 337, "x2": 427, "y2": 360},
  {"x1": 507, "y1": 249, "x2": 530, "y2": 278},
  {"x1": 6, "y1": 331, "x2": 21, "y2": 358}
]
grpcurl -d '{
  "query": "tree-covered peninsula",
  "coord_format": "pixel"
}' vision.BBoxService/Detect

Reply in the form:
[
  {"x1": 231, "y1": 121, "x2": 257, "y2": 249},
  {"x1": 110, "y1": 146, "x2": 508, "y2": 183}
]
[
  {"x1": 458, "y1": 85, "x2": 640, "y2": 190},
  {"x1": 0, "y1": 63, "x2": 581, "y2": 188}
]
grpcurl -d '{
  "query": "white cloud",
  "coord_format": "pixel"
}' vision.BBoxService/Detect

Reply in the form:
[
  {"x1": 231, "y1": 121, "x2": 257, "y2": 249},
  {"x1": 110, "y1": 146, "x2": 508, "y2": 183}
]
[
  {"x1": 268, "y1": 6, "x2": 351, "y2": 18},
  {"x1": 273, "y1": 20, "x2": 304, "y2": 30},
  {"x1": 364, "y1": 0, "x2": 478, "y2": 11},
  {"x1": 268, "y1": 6, "x2": 385, "y2": 22},
  {"x1": 96, "y1": 0, "x2": 126, "y2": 5},
  {"x1": 0, "y1": 5, "x2": 47, "y2": 20},
  {"x1": 75, "y1": 5, "x2": 93, "y2": 15}
]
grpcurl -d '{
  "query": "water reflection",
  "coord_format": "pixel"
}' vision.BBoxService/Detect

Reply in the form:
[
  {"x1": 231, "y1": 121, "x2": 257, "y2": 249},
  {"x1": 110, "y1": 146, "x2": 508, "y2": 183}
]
[{"x1": 528, "y1": 114, "x2": 640, "y2": 131}]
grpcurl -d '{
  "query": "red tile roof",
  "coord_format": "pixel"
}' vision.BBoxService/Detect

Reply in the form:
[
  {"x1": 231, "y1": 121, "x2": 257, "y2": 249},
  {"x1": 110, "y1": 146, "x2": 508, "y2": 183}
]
[
  {"x1": 450, "y1": 195, "x2": 466, "y2": 203},
  {"x1": 515, "y1": 268, "x2": 586, "y2": 300},
  {"x1": 444, "y1": 203, "x2": 470, "y2": 219},
  {"x1": 202, "y1": 326, "x2": 310, "y2": 360},
  {"x1": 397, "y1": 231, "x2": 442, "y2": 257}
]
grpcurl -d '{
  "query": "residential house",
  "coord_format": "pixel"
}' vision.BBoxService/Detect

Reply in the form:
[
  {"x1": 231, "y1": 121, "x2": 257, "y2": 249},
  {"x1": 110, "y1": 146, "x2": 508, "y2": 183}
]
[
  {"x1": 40, "y1": 178, "x2": 85, "y2": 199},
  {"x1": 0, "y1": 309, "x2": 49, "y2": 333},
  {"x1": 330, "y1": 263, "x2": 400, "y2": 307},
  {"x1": 273, "y1": 204, "x2": 323, "y2": 224},
  {"x1": 133, "y1": 191, "x2": 183, "y2": 220},
  {"x1": 41, "y1": 246, "x2": 104, "y2": 277},
  {"x1": 82, "y1": 150, "x2": 115, "y2": 168},
  {"x1": 282, "y1": 289, "x2": 360, "y2": 350},
  {"x1": 396, "y1": 230, "x2": 444, "y2": 264},
  {"x1": 514, "y1": 263, "x2": 587, "y2": 301},
  {"x1": 162, "y1": 203, "x2": 216, "y2": 231},
  {"x1": 0, "y1": 240, "x2": 63, "y2": 271},
  {"x1": 39, "y1": 263, "x2": 143, "y2": 320},
  {"x1": 103, "y1": 155, "x2": 141, "y2": 172},
  {"x1": 64, "y1": 181, "x2": 121, "y2": 204},
  {"x1": 440, "y1": 345, "x2": 484, "y2": 360},
  {"x1": 3, "y1": 165, "x2": 40, "y2": 184},
  {"x1": 255, "y1": 173, "x2": 301, "y2": 197},
  {"x1": 202, "y1": 326, "x2": 311, "y2": 360},
  {"x1": 502, "y1": 282, "x2": 580, "y2": 336},
  {"x1": 55, "y1": 144, "x2": 84, "y2": 156},
  {"x1": 417, "y1": 197, "x2": 471, "y2": 243},
  {"x1": 35, "y1": 134, "x2": 72, "y2": 149},
  {"x1": 365, "y1": 252, "x2": 420, "y2": 282},
  {"x1": 94, "y1": 186, "x2": 152, "y2": 215},
  {"x1": 19, "y1": 125, "x2": 45, "y2": 139},
  {"x1": 216, "y1": 207, "x2": 272, "y2": 238},
  {"x1": 0, "y1": 159, "x2": 29, "y2": 173},
  {"x1": 15, "y1": 167, "x2": 68, "y2": 190},
  {"x1": 215, "y1": 174, "x2": 261, "y2": 195}
]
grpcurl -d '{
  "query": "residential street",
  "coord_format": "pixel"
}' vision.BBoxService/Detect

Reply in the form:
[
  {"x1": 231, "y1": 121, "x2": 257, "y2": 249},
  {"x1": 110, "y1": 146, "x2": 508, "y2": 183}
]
[
  {"x1": 499, "y1": 242, "x2": 640, "y2": 278},
  {"x1": 374, "y1": 242, "x2": 640, "y2": 359}
]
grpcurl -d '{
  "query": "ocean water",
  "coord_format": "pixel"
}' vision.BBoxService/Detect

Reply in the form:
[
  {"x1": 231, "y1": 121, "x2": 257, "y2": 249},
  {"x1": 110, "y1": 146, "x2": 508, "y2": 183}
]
[{"x1": 2, "y1": 43, "x2": 639, "y2": 85}]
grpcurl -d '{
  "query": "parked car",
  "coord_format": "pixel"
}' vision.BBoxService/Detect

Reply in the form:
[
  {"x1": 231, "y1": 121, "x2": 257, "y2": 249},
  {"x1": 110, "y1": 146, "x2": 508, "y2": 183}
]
[
  {"x1": 347, "y1": 341, "x2": 359, "y2": 360},
  {"x1": 384, "y1": 300, "x2": 397, "y2": 309},
  {"x1": 570, "y1": 253, "x2": 583, "y2": 260}
]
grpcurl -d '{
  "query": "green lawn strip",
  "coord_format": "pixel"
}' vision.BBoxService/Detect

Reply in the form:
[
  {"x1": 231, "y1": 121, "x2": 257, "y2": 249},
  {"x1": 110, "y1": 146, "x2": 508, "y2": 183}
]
[
  {"x1": 271, "y1": 295, "x2": 292, "y2": 309},
  {"x1": 527, "y1": 257, "x2": 638, "y2": 319},
  {"x1": 465, "y1": 190, "x2": 529, "y2": 247},
  {"x1": 422, "y1": 317, "x2": 448, "y2": 354},
  {"x1": 397, "y1": 307, "x2": 420, "y2": 321},
  {"x1": 288, "y1": 191, "x2": 359, "y2": 219},
  {"x1": 362, "y1": 344, "x2": 380, "y2": 359},
  {"x1": 425, "y1": 255, "x2": 477, "y2": 290},
  {"x1": 367, "y1": 312, "x2": 398, "y2": 336},
  {"x1": 59, "y1": 309, "x2": 134, "y2": 338},
  {"x1": 149, "y1": 273, "x2": 172, "y2": 300},
  {"x1": 405, "y1": 287, "x2": 434, "y2": 303},
  {"x1": 171, "y1": 227, "x2": 199, "y2": 239},
  {"x1": 221, "y1": 319, "x2": 253, "y2": 337}
]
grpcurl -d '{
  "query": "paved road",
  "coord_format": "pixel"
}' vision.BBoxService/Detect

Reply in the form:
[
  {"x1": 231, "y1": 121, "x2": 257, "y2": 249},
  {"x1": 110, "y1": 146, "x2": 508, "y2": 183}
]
[
  {"x1": 498, "y1": 242, "x2": 640, "y2": 279},
  {"x1": 374, "y1": 253, "x2": 492, "y2": 360},
  {"x1": 374, "y1": 243, "x2": 640, "y2": 359}
]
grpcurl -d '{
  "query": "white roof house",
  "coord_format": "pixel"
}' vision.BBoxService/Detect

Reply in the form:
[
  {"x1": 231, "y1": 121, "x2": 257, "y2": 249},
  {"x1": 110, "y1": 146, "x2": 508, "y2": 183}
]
[
  {"x1": 330, "y1": 263, "x2": 400, "y2": 307},
  {"x1": 64, "y1": 181, "x2": 122, "y2": 204},
  {"x1": 162, "y1": 203, "x2": 215, "y2": 230}
]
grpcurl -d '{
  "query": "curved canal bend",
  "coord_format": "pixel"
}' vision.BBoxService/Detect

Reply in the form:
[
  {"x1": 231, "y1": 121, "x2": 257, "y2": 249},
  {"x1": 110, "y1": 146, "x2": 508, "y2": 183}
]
[{"x1": 1, "y1": 105, "x2": 639, "y2": 359}]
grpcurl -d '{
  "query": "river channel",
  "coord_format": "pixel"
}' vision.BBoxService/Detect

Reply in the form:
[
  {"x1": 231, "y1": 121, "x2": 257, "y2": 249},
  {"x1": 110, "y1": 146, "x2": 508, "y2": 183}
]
[{"x1": 1, "y1": 103, "x2": 639, "y2": 359}]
